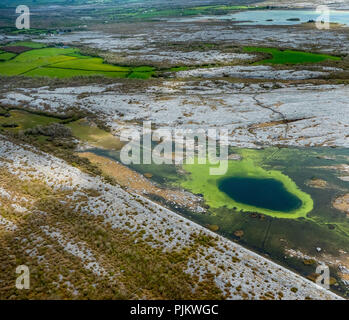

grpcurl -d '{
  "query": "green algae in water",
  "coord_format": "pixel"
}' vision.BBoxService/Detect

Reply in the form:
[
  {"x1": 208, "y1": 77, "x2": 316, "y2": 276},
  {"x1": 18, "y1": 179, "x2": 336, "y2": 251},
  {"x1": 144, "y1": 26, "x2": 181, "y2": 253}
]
[{"x1": 218, "y1": 177, "x2": 302, "y2": 212}]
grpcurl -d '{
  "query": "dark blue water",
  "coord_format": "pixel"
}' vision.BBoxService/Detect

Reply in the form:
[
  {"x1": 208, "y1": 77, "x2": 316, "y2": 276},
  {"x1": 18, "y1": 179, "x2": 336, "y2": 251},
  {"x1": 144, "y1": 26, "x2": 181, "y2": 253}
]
[{"x1": 218, "y1": 177, "x2": 302, "y2": 212}]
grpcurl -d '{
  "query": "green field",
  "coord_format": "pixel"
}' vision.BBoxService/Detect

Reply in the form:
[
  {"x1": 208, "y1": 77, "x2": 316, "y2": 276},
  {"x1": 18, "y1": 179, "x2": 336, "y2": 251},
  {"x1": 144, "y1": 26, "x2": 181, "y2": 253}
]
[
  {"x1": 66, "y1": 119, "x2": 123, "y2": 150},
  {"x1": 0, "y1": 109, "x2": 123, "y2": 150},
  {"x1": 0, "y1": 27, "x2": 59, "y2": 36},
  {"x1": 244, "y1": 47, "x2": 341, "y2": 64},
  {"x1": 24, "y1": 67, "x2": 129, "y2": 78},
  {"x1": 0, "y1": 43, "x2": 155, "y2": 79},
  {"x1": 118, "y1": 5, "x2": 251, "y2": 20}
]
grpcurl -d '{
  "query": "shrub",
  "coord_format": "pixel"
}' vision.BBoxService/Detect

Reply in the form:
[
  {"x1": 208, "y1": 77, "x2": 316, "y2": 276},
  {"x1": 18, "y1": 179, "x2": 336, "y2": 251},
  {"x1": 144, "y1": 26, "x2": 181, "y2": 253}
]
[{"x1": 26, "y1": 123, "x2": 72, "y2": 138}]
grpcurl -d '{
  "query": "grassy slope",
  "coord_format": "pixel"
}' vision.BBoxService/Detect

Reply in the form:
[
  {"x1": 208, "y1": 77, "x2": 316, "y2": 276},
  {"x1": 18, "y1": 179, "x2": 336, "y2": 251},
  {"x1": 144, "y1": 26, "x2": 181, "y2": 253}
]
[
  {"x1": 0, "y1": 52, "x2": 16, "y2": 61},
  {"x1": 0, "y1": 169, "x2": 223, "y2": 300},
  {"x1": 0, "y1": 43, "x2": 154, "y2": 79},
  {"x1": 244, "y1": 47, "x2": 341, "y2": 64},
  {"x1": 6, "y1": 41, "x2": 48, "y2": 48},
  {"x1": 181, "y1": 157, "x2": 313, "y2": 219},
  {"x1": 49, "y1": 57, "x2": 131, "y2": 72},
  {"x1": 0, "y1": 110, "x2": 61, "y2": 131}
]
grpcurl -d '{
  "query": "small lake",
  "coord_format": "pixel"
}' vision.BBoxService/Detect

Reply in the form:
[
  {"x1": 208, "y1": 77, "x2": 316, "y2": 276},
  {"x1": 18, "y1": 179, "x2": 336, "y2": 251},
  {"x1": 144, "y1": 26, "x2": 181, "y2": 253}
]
[
  {"x1": 218, "y1": 177, "x2": 302, "y2": 212},
  {"x1": 177, "y1": 9, "x2": 349, "y2": 26}
]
